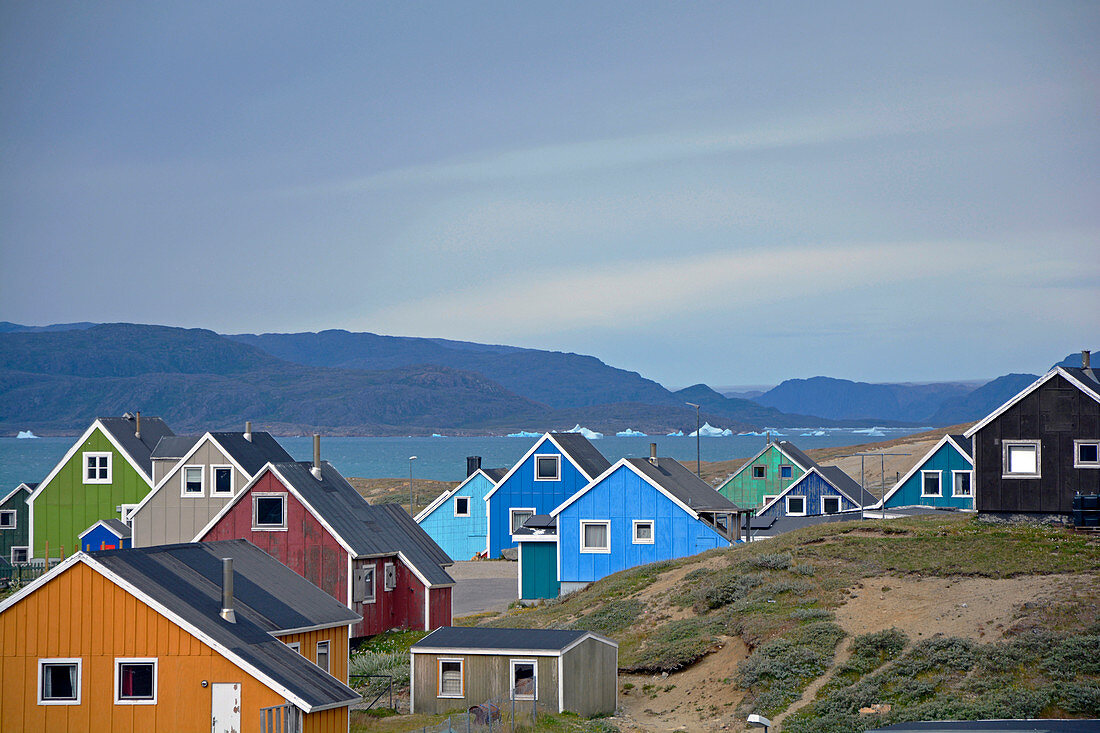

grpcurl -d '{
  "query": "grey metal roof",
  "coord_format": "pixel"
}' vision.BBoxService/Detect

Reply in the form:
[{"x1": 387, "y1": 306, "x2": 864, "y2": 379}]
[
  {"x1": 1062, "y1": 366, "x2": 1100, "y2": 394},
  {"x1": 523, "y1": 514, "x2": 557, "y2": 529},
  {"x1": 776, "y1": 441, "x2": 821, "y2": 471},
  {"x1": 99, "y1": 518, "x2": 131, "y2": 538},
  {"x1": 412, "y1": 626, "x2": 614, "y2": 652},
  {"x1": 949, "y1": 434, "x2": 973, "y2": 460},
  {"x1": 818, "y1": 466, "x2": 878, "y2": 507},
  {"x1": 549, "y1": 432, "x2": 612, "y2": 479},
  {"x1": 99, "y1": 416, "x2": 175, "y2": 477},
  {"x1": 89, "y1": 540, "x2": 360, "y2": 711},
  {"x1": 210, "y1": 432, "x2": 294, "y2": 475},
  {"x1": 151, "y1": 436, "x2": 201, "y2": 459},
  {"x1": 271, "y1": 462, "x2": 454, "y2": 586},
  {"x1": 483, "y1": 467, "x2": 508, "y2": 482},
  {"x1": 627, "y1": 457, "x2": 744, "y2": 513}
]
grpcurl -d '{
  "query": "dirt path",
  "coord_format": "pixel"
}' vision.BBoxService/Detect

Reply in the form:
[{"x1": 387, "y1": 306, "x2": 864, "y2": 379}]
[{"x1": 770, "y1": 637, "x2": 853, "y2": 730}]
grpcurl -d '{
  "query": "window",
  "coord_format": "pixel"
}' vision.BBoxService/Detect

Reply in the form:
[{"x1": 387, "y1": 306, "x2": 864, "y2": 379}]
[
  {"x1": 0, "y1": 510, "x2": 15, "y2": 529},
  {"x1": 315, "y1": 642, "x2": 330, "y2": 674},
  {"x1": 211, "y1": 466, "x2": 234, "y2": 495},
  {"x1": 752, "y1": 465, "x2": 766, "y2": 479},
  {"x1": 252, "y1": 494, "x2": 287, "y2": 530},
  {"x1": 921, "y1": 471, "x2": 942, "y2": 497},
  {"x1": 786, "y1": 496, "x2": 806, "y2": 516},
  {"x1": 510, "y1": 508, "x2": 535, "y2": 535},
  {"x1": 384, "y1": 562, "x2": 397, "y2": 591},
  {"x1": 438, "y1": 659, "x2": 464, "y2": 698},
  {"x1": 534, "y1": 455, "x2": 560, "y2": 481},
  {"x1": 779, "y1": 465, "x2": 793, "y2": 479},
  {"x1": 11, "y1": 547, "x2": 28, "y2": 564},
  {"x1": 1003, "y1": 441, "x2": 1040, "y2": 478},
  {"x1": 182, "y1": 466, "x2": 204, "y2": 496},
  {"x1": 39, "y1": 659, "x2": 81, "y2": 704},
  {"x1": 286, "y1": 642, "x2": 301, "y2": 654},
  {"x1": 454, "y1": 496, "x2": 470, "y2": 517},
  {"x1": 762, "y1": 495, "x2": 778, "y2": 505},
  {"x1": 83, "y1": 452, "x2": 111, "y2": 484},
  {"x1": 952, "y1": 471, "x2": 972, "y2": 497},
  {"x1": 822, "y1": 497, "x2": 841, "y2": 514},
  {"x1": 1074, "y1": 441, "x2": 1100, "y2": 468},
  {"x1": 353, "y1": 566, "x2": 375, "y2": 603},
  {"x1": 510, "y1": 659, "x2": 537, "y2": 700},
  {"x1": 114, "y1": 658, "x2": 156, "y2": 704},
  {"x1": 119, "y1": 504, "x2": 138, "y2": 529},
  {"x1": 580, "y1": 520, "x2": 610, "y2": 552},
  {"x1": 632, "y1": 520, "x2": 654, "y2": 544}
]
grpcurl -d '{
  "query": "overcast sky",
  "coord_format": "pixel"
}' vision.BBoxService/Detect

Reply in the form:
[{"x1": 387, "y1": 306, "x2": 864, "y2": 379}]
[{"x1": 1, "y1": 2, "x2": 1096, "y2": 388}]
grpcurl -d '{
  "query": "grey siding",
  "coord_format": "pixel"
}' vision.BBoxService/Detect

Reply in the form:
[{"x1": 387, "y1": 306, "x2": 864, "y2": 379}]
[
  {"x1": 411, "y1": 653, "x2": 558, "y2": 716},
  {"x1": 561, "y1": 638, "x2": 617, "y2": 717},
  {"x1": 151, "y1": 457, "x2": 178, "y2": 487},
  {"x1": 131, "y1": 440, "x2": 251, "y2": 546}
]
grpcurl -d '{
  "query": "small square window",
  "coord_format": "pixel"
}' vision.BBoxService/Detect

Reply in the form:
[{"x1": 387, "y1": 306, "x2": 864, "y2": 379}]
[
  {"x1": 1075, "y1": 441, "x2": 1100, "y2": 468},
  {"x1": 534, "y1": 455, "x2": 560, "y2": 481},
  {"x1": 315, "y1": 642, "x2": 330, "y2": 674},
  {"x1": 632, "y1": 520, "x2": 654, "y2": 544},
  {"x1": 786, "y1": 496, "x2": 806, "y2": 516},
  {"x1": 822, "y1": 497, "x2": 840, "y2": 514},
  {"x1": 439, "y1": 659, "x2": 464, "y2": 697},
  {"x1": 1003, "y1": 441, "x2": 1040, "y2": 478},
  {"x1": 83, "y1": 452, "x2": 111, "y2": 484},
  {"x1": 39, "y1": 659, "x2": 81, "y2": 704},
  {"x1": 286, "y1": 642, "x2": 301, "y2": 654},
  {"x1": 921, "y1": 471, "x2": 942, "y2": 497},
  {"x1": 454, "y1": 496, "x2": 470, "y2": 517},
  {"x1": 115, "y1": 659, "x2": 156, "y2": 704},
  {"x1": 182, "y1": 466, "x2": 203, "y2": 495},
  {"x1": 11, "y1": 547, "x2": 29, "y2": 564},
  {"x1": 211, "y1": 466, "x2": 234, "y2": 495},
  {"x1": 752, "y1": 465, "x2": 766, "y2": 479},
  {"x1": 510, "y1": 508, "x2": 534, "y2": 534},
  {"x1": 580, "y1": 521, "x2": 610, "y2": 552},
  {"x1": 953, "y1": 471, "x2": 972, "y2": 497},
  {"x1": 779, "y1": 465, "x2": 793, "y2": 479},
  {"x1": 253, "y1": 494, "x2": 287, "y2": 529},
  {"x1": 0, "y1": 510, "x2": 15, "y2": 529}
]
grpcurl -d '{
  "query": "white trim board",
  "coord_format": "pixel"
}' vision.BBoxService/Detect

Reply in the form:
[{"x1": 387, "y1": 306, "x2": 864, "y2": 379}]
[
  {"x1": 873, "y1": 434, "x2": 973, "y2": 509},
  {"x1": 415, "y1": 468, "x2": 496, "y2": 523},
  {"x1": 483, "y1": 433, "x2": 602, "y2": 503},
  {"x1": 130, "y1": 433, "x2": 252, "y2": 519},
  {"x1": 756, "y1": 466, "x2": 862, "y2": 516},
  {"x1": 965, "y1": 367, "x2": 1100, "y2": 438},
  {"x1": 551, "y1": 458, "x2": 699, "y2": 519}
]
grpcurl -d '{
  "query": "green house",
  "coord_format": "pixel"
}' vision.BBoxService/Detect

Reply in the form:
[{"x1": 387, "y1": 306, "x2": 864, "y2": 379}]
[
  {"x1": 717, "y1": 440, "x2": 819, "y2": 510},
  {"x1": 0, "y1": 483, "x2": 34, "y2": 564},
  {"x1": 27, "y1": 415, "x2": 174, "y2": 560}
]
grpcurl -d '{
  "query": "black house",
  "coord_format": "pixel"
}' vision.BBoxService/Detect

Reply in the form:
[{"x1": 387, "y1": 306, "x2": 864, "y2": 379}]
[{"x1": 964, "y1": 351, "x2": 1100, "y2": 518}]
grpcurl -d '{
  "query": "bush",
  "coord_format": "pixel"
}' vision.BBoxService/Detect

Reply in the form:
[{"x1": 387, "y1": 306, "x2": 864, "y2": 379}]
[
  {"x1": 571, "y1": 599, "x2": 643, "y2": 633},
  {"x1": 791, "y1": 608, "x2": 833, "y2": 621},
  {"x1": 791, "y1": 563, "x2": 816, "y2": 576},
  {"x1": 738, "y1": 622, "x2": 846, "y2": 715},
  {"x1": 626, "y1": 617, "x2": 724, "y2": 672},
  {"x1": 745, "y1": 552, "x2": 793, "y2": 570},
  {"x1": 1058, "y1": 682, "x2": 1100, "y2": 715}
]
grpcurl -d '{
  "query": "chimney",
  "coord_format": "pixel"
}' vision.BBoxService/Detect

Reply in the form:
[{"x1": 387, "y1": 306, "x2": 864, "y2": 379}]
[
  {"x1": 466, "y1": 456, "x2": 482, "y2": 477},
  {"x1": 1084, "y1": 350, "x2": 1091, "y2": 369},
  {"x1": 244, "y1": 421, "x2": 252, "y2": 442},
  {"x1": 135, "y1": 411, "x2": 141, "y2": 439},
  {"x1": 766, "y1": 431, "x2": 770, "y2": 444},
  {"x1": 649, "y1": 442, "x2": 658, "y2": 467},
  {"x1": 311, "y1": 434, "x2": 322, "y2": 479},
  {"x1": 220, "y1": 558, "x2": 236, "y2": 623}
]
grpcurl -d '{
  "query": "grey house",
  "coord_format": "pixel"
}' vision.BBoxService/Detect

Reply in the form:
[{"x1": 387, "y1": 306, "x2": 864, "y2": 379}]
[{"x1": 410, "y1": 627, "x2": 618, "y2": 717}]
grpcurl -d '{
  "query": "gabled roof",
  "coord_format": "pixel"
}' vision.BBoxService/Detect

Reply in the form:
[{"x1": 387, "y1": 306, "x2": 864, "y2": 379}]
[
  {"x1": 208, "y1": 432, "x2": 295, "y2": 475},
  {"x1": 965, "y1": 366, "x2": 1100, "y2": 438},
  {"x1": 873, "y1": 433, "x2": 974, "y2": 509},
  {"x1": 151, "y1": 436, "x2": 202, "y2": 459},
  {"x1": 0, "y1": 541, "x2": 360, "y2": 713},
  {"x1": 79, "y1": 517, "x2": 131, "y2": 540},
  {"x1": 415, "y1": 467, "x2": 505, "y2": 523},
  {"x1": 484, "y1": 432, "x2": 611, "y2": 501},
  {"x1": 411, "y1": 626, "x2": 617, "y2": 653},
  {"x1": 483, "y1": 467, "x2": 508, "y2": 482},
  {"x1": 718, "y1": 440, "x2": 820, "y2": 488},
  {"x1": 758, "y1": 465, "x2": 876, "y2": 515},
  {"x1": 0, "y1": 482, "x2": 33, "y2": 506}
]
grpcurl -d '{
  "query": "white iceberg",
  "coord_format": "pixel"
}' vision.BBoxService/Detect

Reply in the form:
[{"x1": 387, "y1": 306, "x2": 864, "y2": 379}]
[
  {"x1": 800, "y1": 430, "x2": 827, "y2": 437},
  {"x1": 16, "y1": 430, "x2": 39, "y2": 439},
  {"x1": 507, "y1": 430, "x2": 543, "y2": 438},
  {"x1": 852, "y1": 427, "x2": 886, "y2": 437},
  {"x1": 616, "y1": 428, "x2": 647, "y2": 437},
  {"x1": 738, "y1": 431, "x2": 766, "y2": 437},
  {"x1": 666, "y1": 430, "x2": 684, "y2": 437},
  {"x1": 689, "y1": 422, "x2": 733, "y2": 437},
  {"x1": 566, "y1": 424, "x2": 603, "y2": 440},
  {"x1": 431, "y1": 433, "x2": 445, "y2": 438}
]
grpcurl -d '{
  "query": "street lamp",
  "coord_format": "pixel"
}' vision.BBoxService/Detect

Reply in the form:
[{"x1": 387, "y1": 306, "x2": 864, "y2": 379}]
[
  {"x1": 747, "y1": 713, "x2": 772, "y2": 732},
  {"x1": 685, "y1": 402, "x2": 701, "y2": 477},
  {"x1": 408, "y1": 456, "x2": 418, "y2": 515}
]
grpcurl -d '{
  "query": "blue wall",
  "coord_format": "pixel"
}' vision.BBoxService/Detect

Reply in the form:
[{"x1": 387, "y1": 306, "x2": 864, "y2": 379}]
[
  {"x1": 417, "y1": 472, "x2": 494, "y2": 561},
  {"x1": 80, "y1": 524, "x2": 130, "y2": 552},
  {"x1": 557, "y1": 464, "x2": 729, "y2": 585},
  {"x1": 487, "y1": 437, "x2": 597, "y2": 558},
  {"x1": 757, "y1": 471, "x2": 859, "y2": 519},
  {"x1": 883, "y1": 442, "x2": 974, "y2": 510}
]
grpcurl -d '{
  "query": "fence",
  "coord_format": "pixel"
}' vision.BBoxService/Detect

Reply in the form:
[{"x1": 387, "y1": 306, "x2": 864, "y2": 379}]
[
  {"x1": 349, "y1": 673, "x2": 393, "y2": 710},
  {"x1": 259, "y1": 702, "x2": 302, "y2": 733},
  {"x1": 0, "y1": 561, "x2": 53, "y2": 590},
  {"x1": 414, "y1": 695, "x2": 546, "y2": 733}
]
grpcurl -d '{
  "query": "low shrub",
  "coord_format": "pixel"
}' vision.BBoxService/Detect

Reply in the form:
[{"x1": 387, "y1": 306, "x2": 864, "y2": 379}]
[
  {"x1": 745, "y1": 552, "x2": 793, "y2": 571},
  {"x1": 625, "y1": 616, "x2": 724, "y2": 672},
  {"x1": 571, "y1": 599, "x2": 642, "y2": 633}
]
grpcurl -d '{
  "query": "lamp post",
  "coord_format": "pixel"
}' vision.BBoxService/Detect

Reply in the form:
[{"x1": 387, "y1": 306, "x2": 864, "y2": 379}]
[
  {"x1": 685, "y1": 402, "x2": 701, "y2": 477},
  {"x1": 408, "y1": 456, "x2": 418, "y2": 515}
]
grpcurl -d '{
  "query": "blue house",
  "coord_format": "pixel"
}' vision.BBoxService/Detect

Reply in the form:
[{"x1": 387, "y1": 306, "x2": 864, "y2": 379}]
[
  {"x1": 874, "y1": 434, "x2": 974, "y2": 511},
  {"x1": 78, "y1": 517, "x2": 132, "y2": 552},
  {"x1": 756, "y1": 465, "x2": 876, "y2": 519},
  {"x1": 483, "y1": 433, "x2": 610, "y2": 559},
  {"x1": 415, "y1": 458, "x2": 506, "y2": 562}
]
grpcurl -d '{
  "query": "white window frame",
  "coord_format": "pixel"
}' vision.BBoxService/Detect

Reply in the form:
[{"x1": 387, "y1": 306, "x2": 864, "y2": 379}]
[
  {"x1": 38, "y1": 658, "x2": 82, "y2": 705},
  {"x1": 510, "y1": 507, "x2": 535, "y2": 536},
  {"x1": 384, "y1": 561, "x2": 396, "y2": 591},
  {"x1": 286, "y1": 641, "x2": 301, "y2": 654},
  {"x1": 114, "y1": 657, "x2": 157, "y2": 705},
  {"x1": 952, "y1": 470, "x2": 973, "y2": 497},
  {"x1": 210, "y1": 465, "x2": 235, "y2": 495},
  {"x1": 252, "y1": 493, "x2": 288, "y2": 531},
  {"x1": 120, "y1": 503, "x2": 139, "y2": 529},
  {"x1": 579, "y1": 520, "x2": 611, "y2": 553},
  {"x1": 779, "y1": 465, "x2": 794, "y2": 479},
  {"x1": 821, "y1": 496, "x2": 841, "y2": 514},
  {"x1": 533, "y1": 454, "x2": 560, "y2": 481},
  {"x1": 181, "y1": 465, "x2": 205, "y2": 497},
  {"x1": 632, "y1": 520, "x2": 654, "y2": 544},
  {"x1": 921, "y1": 470, "x2": 942, "y2": 497},
  {"x1": 0, "y1": 510, "x2": 15, "y2": 529},
  {"x1": 438, "y1": 658, "x2": 465, "y2": 698},
  {"x1": 11, "y1": 546, "x2": 29, "y2": 564},
  {"x1": 509, "y1": 658, "x2": 538, "y2": 701},
  {"x1": 762, "y1": 495, "x2": 778, "y2": 505},
  {"x1": 785, "y1": 496, "x2": 806, "y2": 516},
  {"x1": 83, "y1": 452, "x2": 112, "y2": 485},
  {"x1": 1073, "y1": 440, "x2": 1100, "y2": 469},
  {"x1": 752, "y1": 465, "x2": 766, "y2": 480},
  {"x1": 1003, "y1": 440, "x2": 1041, "y2": 478},
  {"x1": 315, "y1": 641, "x2": 330, "y2": 674},
  {"x1": 454, "y1": 496, "x2": 470, "y2": 517}
]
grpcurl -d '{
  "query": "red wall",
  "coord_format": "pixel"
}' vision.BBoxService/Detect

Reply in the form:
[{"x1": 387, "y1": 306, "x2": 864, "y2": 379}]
[
  {"x1": 428, "y1": 586, "x2": 452, "y2": 629},
  {"x1": 352, "y1": 556, "x2": 453, "y2": 636}
]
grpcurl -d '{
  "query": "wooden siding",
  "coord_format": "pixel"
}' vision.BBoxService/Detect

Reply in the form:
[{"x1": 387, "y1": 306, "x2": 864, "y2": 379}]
[
  {"x1": 132, "y1": 439, "x2": 251, "y2": 547},
  {"x1": 417, "y1": 473, "x2": 493, "y2": 562},
  {"x1": 757, "y1": 472, "x2": 860, "y2": 519},
  {"x1": 560, "y1": 639, "x2": 617, "y2": 717},
  {"x1": 557, "y1": 464, "x2": 729, "y2": 585},
  {"x1": 974, "y1": 374, "x2": 1100, "y2": 514},
  {"x1": 411, "y1": 653, "x2": 558, "y2": 716},
  {"x1": 0, "y1": 488, "x2": 30, "y2": 563},
  {"x1": 351, "y1": 556, "x2": 427, "y2": 636},
  {"x1": 428, "y1": 587, "x2": 451, "y2": 630},
  {"x1": 718, "y1": 445, "x2": 802, "y2": 508},
  {"x1": 519, "y1": 542, "x2": 559, "y2": 600},
  {"x1": 883, "y1": 441, "x2": 973, "y2": 510},
  {"x1": 31, "y1": 428, "x2": 152, "y2": 559},
  {"x1": 276, "y1": 627, "x2": 349, "y2": 684},
  {"x1": 78, "y1": 525, "x2": 130, "y2": 552}
]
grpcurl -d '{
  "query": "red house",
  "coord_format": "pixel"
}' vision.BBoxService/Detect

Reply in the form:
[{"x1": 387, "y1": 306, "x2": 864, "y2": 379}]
[{"x1": 194, "y1": 458, "x2": 454, "y2": 638}]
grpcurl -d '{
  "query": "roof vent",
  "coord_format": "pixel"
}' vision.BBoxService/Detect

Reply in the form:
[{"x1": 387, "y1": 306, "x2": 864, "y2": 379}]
[
  {"x1": 244, "y1": 421, "x2": 252, "y2": 442},
  {"x1": 220, "y1": 558, "x2": 236, "y2": 623},
  {"x1": 649, "y1": 442, "x2": 658, "y2": 467},
  {"x1": 1084, "y1": 350, "x2": 1091, "y2": 369},
  {"x1": 311, "y1": 434, "x2": 322, "y2": 480},
  {"x1": 135, "y1": 411, "x2": 141, "y2": 439},
  {"x1": 122, "y1": 412, "x2": 134, "y2": 420}
]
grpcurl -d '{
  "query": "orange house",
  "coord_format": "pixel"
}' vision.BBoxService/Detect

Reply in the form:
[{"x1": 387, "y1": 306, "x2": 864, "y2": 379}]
[{"x1": 0, "y1": 539, "x2": 361, "y2": 733}]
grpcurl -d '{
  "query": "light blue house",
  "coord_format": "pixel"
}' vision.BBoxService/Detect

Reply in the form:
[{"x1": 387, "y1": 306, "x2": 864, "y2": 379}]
[
  {"x1": 873, "y1": 434, "x2": 974, "y2": 511},
  {"x1": 518, "y1": 453, "x2": 745, "y2": 599},
  {"x1": 483, "y1": 433, "x2": 610, "y2": 559},
  {"x1": 415, "y1": 461, "x2": 507, "y2": 561},
  {"x1": 756, "y1": 465, "x2": 876, "y2": 520}
]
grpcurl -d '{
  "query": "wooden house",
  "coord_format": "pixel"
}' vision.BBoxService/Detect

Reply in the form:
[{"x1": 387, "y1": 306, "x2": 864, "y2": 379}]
[
  {"x1": 0, "y1": 539, "x2": 360, "y2": 732},
  {"x1": 195, "y1": 448, "x2": 455, "y2": 637},
  {"x1": 964, "y1": 352, "x2": 1100, "y2": 518},
  {"x1": 756, "y1": 465, "x2": 876, "y2": 520},
  {"x1": 0, "y1": 483, "x2": 34, "y2": 565},
  {"x1": 483, "y1": 433, "x2": 610, "y2": 559},
  {"x1": 78, "y1": 518, "x2": 131, "y2": 552},
  {"x1": 26, "y1": 414, "x2": 174, "y2": 560},
  {"x1": 409, "y1": 627, "x2": 617, "y2": 717},
  {"x1": 415, "y1": 457, "x2": 506, "y2": 562},
  {"x1": 129, "y1": 427, "x2": 293, "y2": 548},
  {"x1": 716, "y1": 440, "x2": 820, "y2": 509},
  {"x1": 874, "y1": 434, "x2": 974, "y2": 511}
]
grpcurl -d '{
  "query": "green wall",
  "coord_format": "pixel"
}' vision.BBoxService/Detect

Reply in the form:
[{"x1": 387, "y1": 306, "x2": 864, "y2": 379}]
[
  {"x1": 718, "y1": 445, "x2": 802, "y2": 509},
  {"x1": 0, "y1": 488, "x2": 30, "y2": 562}
]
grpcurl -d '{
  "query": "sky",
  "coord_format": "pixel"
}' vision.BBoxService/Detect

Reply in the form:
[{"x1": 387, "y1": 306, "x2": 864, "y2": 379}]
[{"x1": 1, "y1": 1, "x2": 1097, "y2": 389}]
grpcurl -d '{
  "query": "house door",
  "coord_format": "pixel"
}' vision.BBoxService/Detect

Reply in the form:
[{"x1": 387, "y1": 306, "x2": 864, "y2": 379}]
[{"x1": 211, "y1": 683, "x2": 241, "y2": 733}]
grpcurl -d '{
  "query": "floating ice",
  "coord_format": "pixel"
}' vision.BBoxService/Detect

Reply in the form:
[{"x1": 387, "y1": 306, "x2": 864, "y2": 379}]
[
  {"x1": 738, "y1": 431, "x2": 766, "y2": 437},
  {"x1": 800, "y1": 430, "x2": 827, "y2": 437},
  {"x1": 566, "y1": 424, "x2": 603, "y2": 440},
  {"x1": 616, "y1": 428, "x2": 647, "y2": 437},
  {"x1": 852, "y1": 427, "x2": 885, "y2": 437},
  {"x1": 16, "y1": 430, "x2": 38, "y2": 439},
  {"x1": 431, "y1": 433, "x2": 444, "y2": 438},
  {"x1": 507, "y1": 430, "x2": 542, "y2": 438},
  {"x1": 690, "y1": 422, "x2": 733, "y2": 437},
  {"x1": 666, "y1": 430, "x2": 685, "y2": 437}
]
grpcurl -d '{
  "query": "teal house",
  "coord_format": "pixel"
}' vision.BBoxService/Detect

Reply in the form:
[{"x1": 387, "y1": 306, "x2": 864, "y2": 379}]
[
  {"x1": 874, "y1": 434, "x2": 974, "y2": 511},
  {"x1": 717, "y1": 440, "x2": 819, "y2": 509},
  {"x1": 415, "y1": 458, "x2": 506, "y2": 561},
  {"x1": 0, "y1": 483, "x2": 34, "y2": 564}
]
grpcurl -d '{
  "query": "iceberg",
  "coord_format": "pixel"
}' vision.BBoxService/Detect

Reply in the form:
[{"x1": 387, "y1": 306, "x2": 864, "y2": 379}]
[
  {"x1": 566, "y1": 424, "x2": 603, "y2": 440},
  {"x1": 800, "y1": 430, "x2": 827, "y2": 437},
  {"x1": 738, "y1": 431, "x2": 766, "y2": 437},
  {"x1": 16, "y1": 430, "x2": 39, "y2": 439},
  {"x1": 690, "y1": 422, "x2": 733, "y2": 437},
  {"x1": 507, "y1": 430, "x2": 543, "y2": 438},
  {"x1": 666, "y1": 430, "x2": 684, "y2": 437},
  {"x1": 852, "y1": 427, "x2": 886, "y2": 437},
  {"x1": 431, "y1": 433, "x2": 445, "y2": 438},
  {"x1": 616, "y1": 428, "x2": 647, "y2": 437}
]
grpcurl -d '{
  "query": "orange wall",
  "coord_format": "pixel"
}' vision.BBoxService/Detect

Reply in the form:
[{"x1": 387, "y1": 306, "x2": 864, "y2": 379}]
[
  {"x1": 277, "y1": 627, "x2": 349, "y2": 683},
  {"x1": 0, "y1": 561, "x2": 348, "y2": 733}
]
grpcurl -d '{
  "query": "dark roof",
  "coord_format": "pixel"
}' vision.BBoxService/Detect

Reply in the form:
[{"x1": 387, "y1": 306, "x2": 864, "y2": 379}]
[
  {"x1": 549, "y1": 432, "x2": 612, "y2": 479},
  {"x1": 869, "y1": 720, "x2": 1100, "y2": 732},
  {"x1": 209, "y1": 432, "x2": 294, "y2": 475},
  {"x1": 89, "y1": 540, "x2": 359, "y2": 711},
  {"x1": 412, "y1": 626, "x2": 614, "y2": 652},
  {"x1": 749, "y1": 507, "x2": 946, "y2": 537},
  {"x1": 776, "y1": 441, "x2": 821, "y2": 471},
  {"x1": 949, "y1": 434, "x2": 973, "y2": 459},
  {"x1": 749, "y1": 516, "x2": 776, "y2": 530},
  {"x1": 483, "y1": 467, "x2": 508, "y2": 482},
  {"x1": 818, "y1": 466, "x2": 878, "y2": 506},
  {"x1": 151, "y1": 436, "x2": 201, "y2": 459},
  {"x1": 1062, "y1": 366, "x2": 1100, "y2": 394},
  {"x1": 268, "y1": 462, "x2": 454, "y2": 586},
  {"x1": 98, "y1": 415, "x2": 175, "y2": 477},
  {"x1": 627, "y1": 457, "x2": 743, "y2": 513},
  {"x1": 523, "y1": 514, "x2": 557, "y2": 529}
]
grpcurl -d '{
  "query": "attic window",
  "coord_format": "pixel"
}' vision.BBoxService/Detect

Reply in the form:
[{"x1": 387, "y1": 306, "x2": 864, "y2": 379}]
[
  {"x1": 83, "y1": 452, "x2": 111, "y2": 484},
  {"x1": 921, "y1": 471, "x2": 942, "y2": 497},
  {"x1": 252, "y1": 494, "x2": 287, "y2": 530},
  {"x1": 0, "y1": 511, "x2": 15, "y2": 529},
  {"x1": 752, "y1": 466, "x2": 766, "y2": 479},
  {"x1": 182, "y1": 466, "x2": 203, "y2": 496},
  {"x1": 822, "y1": 497, "x2": 840, "y2": 514},
  {"x1": 785, "y1": 496, "x2": 806, "y2": 516},
  {"x1": 454, "y1": 496, "x2": 470, "y2": 517},
  {"x1": 211, "y1": 466, "x2": 233, "y2": 495},
  {"x1": 1075, "y1": 441, "x2": 1100, "y2": 468},
  {"x1": 534, "y1": 455, "x2": 560, "y2": 481},
  {"x1": 1003, "y1": 441, "x2": 1040, "y2": 478},
  {"x1": 779, "y1": 465, "x2": 793, "y2": 479}
]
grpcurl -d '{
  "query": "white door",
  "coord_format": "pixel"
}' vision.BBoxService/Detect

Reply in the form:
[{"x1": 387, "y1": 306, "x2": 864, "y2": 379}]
[{"x1": 211, "y1": 683, "x2": 241, "y2": 733}]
